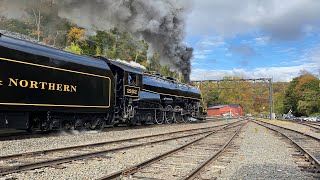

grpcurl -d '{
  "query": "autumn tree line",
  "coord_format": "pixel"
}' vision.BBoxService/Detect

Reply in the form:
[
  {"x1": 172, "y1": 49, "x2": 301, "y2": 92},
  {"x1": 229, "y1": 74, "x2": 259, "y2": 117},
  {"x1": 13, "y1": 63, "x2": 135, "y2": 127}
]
[{"x1": 200, "y1": 73, "x2": 320, "y2": 117}]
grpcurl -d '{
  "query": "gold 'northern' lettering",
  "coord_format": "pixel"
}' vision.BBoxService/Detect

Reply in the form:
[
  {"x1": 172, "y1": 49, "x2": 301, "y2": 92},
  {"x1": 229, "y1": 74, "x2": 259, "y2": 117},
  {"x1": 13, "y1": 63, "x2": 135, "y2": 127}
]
[
  {"x1": 19, "y1": 80, "x2": 28, "y2": 88},
  {"x1": 70, "y1": 85, "x2": 77, "y2": 92},
  {"x1": 0, "y1": 80, "x2": 3, "y2": 86},
  {"x1": 56, "y1": 84, "x2": 63, "y2": 91},
  {"x1": 30, "y1": 81, "x2": 39, "y2": 89},
  {"x1": 7, "y1": 78, "x2": 77, "y2": 93},
  {"x1": 63, "y1": 85, "x2": 70, "y2": 92},
  {"x1": 8, "y1": 78, "x2": 18, "y2": 87},
  {"x1": 48, "y1": 83, "x2": 56, "y2": 91},
  {"x1": 39, "y1": 82, "x2": 47, "y2": 89}
]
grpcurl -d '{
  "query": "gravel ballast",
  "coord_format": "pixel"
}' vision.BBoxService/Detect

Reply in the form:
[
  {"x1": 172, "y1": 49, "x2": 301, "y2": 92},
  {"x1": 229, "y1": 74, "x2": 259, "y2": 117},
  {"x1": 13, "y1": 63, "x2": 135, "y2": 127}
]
[
  {"x1": 4, "y1": 133, "x2": 208, "y2": 179},
  {"x1": 4, "y1": 119, "x2": 315, "y2": 179},
  {"x1": 0, "y1": 119, "x2": 238, "y2": 156},
  {"x1": 216, "y1": 122, "x2": 316, "y2": 179}
]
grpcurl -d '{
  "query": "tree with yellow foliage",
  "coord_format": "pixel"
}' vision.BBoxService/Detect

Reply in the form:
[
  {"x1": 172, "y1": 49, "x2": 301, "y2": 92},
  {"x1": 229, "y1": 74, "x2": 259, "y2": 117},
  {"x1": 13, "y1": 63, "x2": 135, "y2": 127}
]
[{"x1": 67, "y1": 27, "x2": 86, "y2": 44}]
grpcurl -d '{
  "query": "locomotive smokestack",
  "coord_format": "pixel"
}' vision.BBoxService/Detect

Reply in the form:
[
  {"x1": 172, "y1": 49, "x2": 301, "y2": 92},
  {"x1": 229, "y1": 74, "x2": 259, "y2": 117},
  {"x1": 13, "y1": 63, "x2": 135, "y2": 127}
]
[{"x1": 0, "y1": 0, "x2": 194, "y2": 82}]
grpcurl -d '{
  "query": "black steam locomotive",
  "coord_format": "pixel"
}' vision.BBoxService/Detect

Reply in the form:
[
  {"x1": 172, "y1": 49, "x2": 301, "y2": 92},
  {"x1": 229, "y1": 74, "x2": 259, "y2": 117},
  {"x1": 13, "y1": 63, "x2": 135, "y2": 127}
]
[{"x1": 0, "y1": 34, "x2": 204, "y2": 131}]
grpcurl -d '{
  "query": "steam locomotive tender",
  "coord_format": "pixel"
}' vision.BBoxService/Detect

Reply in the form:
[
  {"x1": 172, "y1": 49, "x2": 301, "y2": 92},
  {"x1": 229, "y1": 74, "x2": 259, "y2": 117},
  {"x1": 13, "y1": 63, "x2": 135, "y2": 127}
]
[{"x1": 0, "y1": 34, "x2": 203, "y2": 131}]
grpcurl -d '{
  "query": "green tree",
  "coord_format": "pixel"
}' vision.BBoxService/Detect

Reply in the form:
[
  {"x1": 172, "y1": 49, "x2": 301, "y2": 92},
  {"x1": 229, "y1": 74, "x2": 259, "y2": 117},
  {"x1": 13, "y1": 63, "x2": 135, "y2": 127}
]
[
  {"x1": 274, "y1": 92, "x2": 285, "y2": 114},
  {"x1": 147, "y1": 53, "x2": 161, "y2": 72},
  {"x1": 284, "y1": 73, "x2": 320, "y2": 116},
  {"x1": 64, "y1": 42, "x2": 83, "y2": 55}
]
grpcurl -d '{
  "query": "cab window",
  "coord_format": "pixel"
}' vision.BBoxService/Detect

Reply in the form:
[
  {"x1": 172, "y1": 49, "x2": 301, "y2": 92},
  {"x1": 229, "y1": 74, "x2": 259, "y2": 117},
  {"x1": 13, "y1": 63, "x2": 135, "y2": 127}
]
[{"x1": 128, "y1": 73, "x2": 137, "y2": 86}]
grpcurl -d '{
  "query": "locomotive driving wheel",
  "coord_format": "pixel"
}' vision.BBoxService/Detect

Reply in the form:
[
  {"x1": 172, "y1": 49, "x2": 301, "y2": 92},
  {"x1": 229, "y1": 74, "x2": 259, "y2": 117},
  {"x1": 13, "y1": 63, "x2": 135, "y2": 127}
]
[
  {"x1": 83, "y1": 120, "x2": 92, "y2": 130},
  {"x1": 174, "y1": 113, "x2": 183, "y2": 123},
  {"x1": 174, "y1": 106, "x2": 187, "y2": 123},
  {"x1": 73, "y1": 119, "x2": 83, "y2": 131},
  {"x1": 26, "y1": 116, "x2": 39, "y2": 133},
  {"x1": 94, "y1": 118, "x2": 105, "y2": 131},
  {"x1": 59, "y1": 121, "x2": 73, "y2": 133},
  {"x1": 165, "y1": 105, "x2": 174, "y2": 124},
  {"x1": 154, "y1": 105, "x2": 164, "y2": 124}
]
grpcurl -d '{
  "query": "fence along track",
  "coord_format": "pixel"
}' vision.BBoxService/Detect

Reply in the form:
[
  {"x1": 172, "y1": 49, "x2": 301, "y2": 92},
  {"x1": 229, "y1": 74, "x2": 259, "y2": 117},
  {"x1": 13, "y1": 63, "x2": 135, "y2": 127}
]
[
  {"x1": 0, "y1": 121, "x2": 240, "y2": 176},
  {"x1": 97, "y1": 121, "x2": 246, "y2": 180},
  {"x1": 253, "y1": 120, "x2": 320, "y2": 172}
]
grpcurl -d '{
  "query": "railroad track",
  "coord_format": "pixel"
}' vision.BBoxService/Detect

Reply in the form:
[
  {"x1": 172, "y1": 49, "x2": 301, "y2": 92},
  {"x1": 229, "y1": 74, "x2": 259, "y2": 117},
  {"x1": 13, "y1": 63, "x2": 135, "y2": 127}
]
[
  {"x1": 302, "y1": 122, "x2": 320, "y2": 131},
  {"x1": 278, "y1": 119, "x2": 320, "y2": 132},
  {"x1": 97, "y1": 121, "x2": 246, "y2": 179},
  {"x1": 253, "y1": 120, "x2": 320, "y2": 173},
  {"x1": 0, "y1": 118, "x2": 216, "y2": 141},
  {"x1": 0, "y1": 120, "x2": 240, "y2": 176}
]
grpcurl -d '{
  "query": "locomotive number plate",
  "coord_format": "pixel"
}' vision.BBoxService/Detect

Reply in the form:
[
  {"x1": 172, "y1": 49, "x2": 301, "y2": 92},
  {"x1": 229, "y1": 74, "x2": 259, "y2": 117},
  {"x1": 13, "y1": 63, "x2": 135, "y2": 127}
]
[{"x1": 124, "y1": 85, "x2": 140, "y2": 97}]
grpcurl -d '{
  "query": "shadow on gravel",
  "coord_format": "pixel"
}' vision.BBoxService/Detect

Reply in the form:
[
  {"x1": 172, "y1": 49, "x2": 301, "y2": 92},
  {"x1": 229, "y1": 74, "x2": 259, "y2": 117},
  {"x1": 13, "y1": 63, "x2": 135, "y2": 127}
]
[{"x1": 229, "y1": 164, "x2": 315, "y2": 180}]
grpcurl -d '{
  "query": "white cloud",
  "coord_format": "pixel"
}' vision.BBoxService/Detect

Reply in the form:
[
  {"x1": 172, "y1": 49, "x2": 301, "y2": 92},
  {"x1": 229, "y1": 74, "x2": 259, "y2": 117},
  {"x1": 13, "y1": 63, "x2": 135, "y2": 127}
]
[
  {"x1": 187, "y1": 0, "x2": 320, "y2": 40},
  {"x1": 197, "y1": 36, "x2": 225, "y2": 48},
  {"x1": 194, "y1": 54, "x2": 207, "y2": 59},
  {"x1": 191, "y1": 42, "x2": 320, "y2": 81},
  {"x1": 193, "y1": 36, "x2": 225, "y2": 61},
  {"x1": 194, "y1": 49, "x2": 213, "y2": 55},
  {"x1": 228, "y1": 44, "x2": 256, "y2": 57},
  {"x1": 254, "y1": 36, "x2": 270, "y2": 45},
  {"x1": 191, "y1": 63, "x2": 319, "y2": 82},
  {"x1": 302, "y1": 44, "x2": 320, "y2": 64}
]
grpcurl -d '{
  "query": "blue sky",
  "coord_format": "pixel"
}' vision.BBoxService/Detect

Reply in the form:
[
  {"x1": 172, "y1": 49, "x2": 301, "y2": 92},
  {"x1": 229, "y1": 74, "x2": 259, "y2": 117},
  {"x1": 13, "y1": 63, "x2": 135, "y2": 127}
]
[{"x1": 186, "y1": 0, "x2": 320, "y2": 82}]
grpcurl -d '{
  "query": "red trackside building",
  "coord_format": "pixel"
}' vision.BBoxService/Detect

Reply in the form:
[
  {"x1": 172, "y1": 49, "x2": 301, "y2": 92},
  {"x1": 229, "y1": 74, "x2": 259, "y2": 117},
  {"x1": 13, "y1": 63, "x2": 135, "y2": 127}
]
[{"x1": 207, "y1": 104, "x2": 244, "y2": 117}]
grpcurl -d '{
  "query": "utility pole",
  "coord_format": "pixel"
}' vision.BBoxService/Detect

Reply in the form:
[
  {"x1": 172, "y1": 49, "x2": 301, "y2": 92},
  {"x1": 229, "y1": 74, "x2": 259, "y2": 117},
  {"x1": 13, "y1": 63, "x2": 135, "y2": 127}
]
[{"x1": 269, "y1": 78, "x2": 273, "y2": 120}]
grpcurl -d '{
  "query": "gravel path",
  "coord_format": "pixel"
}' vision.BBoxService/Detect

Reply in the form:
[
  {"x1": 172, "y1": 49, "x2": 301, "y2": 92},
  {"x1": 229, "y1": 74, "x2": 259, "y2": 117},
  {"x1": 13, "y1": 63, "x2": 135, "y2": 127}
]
[
  {"x1": 259, "y1": 119, "x2": 320, "y2": 139},
  {"x1": 0, "y1": 119, "x2": 238, "y2": 156},
  {"x1": 216, "y1": 122, "x2": 316, "y2": 179}
]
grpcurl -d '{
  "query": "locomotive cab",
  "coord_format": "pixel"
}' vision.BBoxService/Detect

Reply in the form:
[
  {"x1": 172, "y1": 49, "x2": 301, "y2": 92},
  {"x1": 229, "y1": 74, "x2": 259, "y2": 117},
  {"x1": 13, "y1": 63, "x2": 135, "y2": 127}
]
[
  {"x1": 124, "y1": 72, "x2": 141, "y2": 98},
  {"x1": 96, "y1": 57, "x2": 142, "y2": 125}
]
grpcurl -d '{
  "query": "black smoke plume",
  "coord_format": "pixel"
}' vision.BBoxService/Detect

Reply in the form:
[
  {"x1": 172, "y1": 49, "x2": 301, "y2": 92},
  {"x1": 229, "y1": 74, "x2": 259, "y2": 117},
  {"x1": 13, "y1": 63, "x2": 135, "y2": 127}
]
[{"x1": 0, "y1": 0, "x2": 193, "y2": 81}]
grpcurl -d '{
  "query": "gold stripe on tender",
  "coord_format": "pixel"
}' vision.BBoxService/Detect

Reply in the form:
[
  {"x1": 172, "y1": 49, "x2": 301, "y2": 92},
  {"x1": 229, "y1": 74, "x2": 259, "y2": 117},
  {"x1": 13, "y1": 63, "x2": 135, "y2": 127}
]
[
  {"x1": 0, "y1": 57, "x2": 109, "y2": 79},
  {"x1": 0, "y1": 102, "x2": 109, "y2": 108}
]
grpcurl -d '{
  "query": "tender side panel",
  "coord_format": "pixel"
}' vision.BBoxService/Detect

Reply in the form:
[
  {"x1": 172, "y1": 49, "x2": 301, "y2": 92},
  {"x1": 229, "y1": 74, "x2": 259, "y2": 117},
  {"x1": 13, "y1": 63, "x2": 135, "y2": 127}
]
[{"x1": 0, "y1": 57, "x2": 111, "y2": 112}]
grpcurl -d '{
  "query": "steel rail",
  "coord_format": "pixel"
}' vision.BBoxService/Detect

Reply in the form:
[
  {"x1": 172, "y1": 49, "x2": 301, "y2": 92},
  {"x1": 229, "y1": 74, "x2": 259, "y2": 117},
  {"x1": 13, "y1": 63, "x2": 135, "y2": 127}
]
[
  {"x1": 253, "y1": 120, "x2": 320, "y2": 171},
  {"x1": 255, "y1": 120, "x2": 320, "y2": 140},
  {"x1": 278, "y1": 119, "x2": 320, "y2": 131},
  {"x1": 0, "y1": 121, "x2": 241, "y2": 176},
  {"x1": 96, "y1": 122, "x2": 246, "y2": 180},
  {"x1": 300, "y1": 123, "x2": 320, "y2": 131},
  {"x1": 181, "y1": 122, "x2": 246, "y2": 180},
  {"x1": 0, "y1": 120, "x2": 239, "y2": 161},
  {"x1": 302, "y1": 122, "x2": 320, "y2": 128}
]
